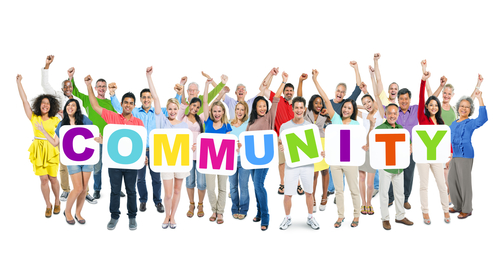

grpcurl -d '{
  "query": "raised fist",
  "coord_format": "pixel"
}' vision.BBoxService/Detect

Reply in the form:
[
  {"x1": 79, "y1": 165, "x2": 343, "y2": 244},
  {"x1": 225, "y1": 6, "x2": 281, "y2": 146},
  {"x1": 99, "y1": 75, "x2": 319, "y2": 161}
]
[
  {"x1": 374, "y1": 53, "x2": 381, "y2": 60},
  {"x1": 180, "y1": 76, "x2": 188, "y2": 85},
  {"x1": 174, "y1": 84, "x2": 183, "y2": 95},
  {"x1": 221, "y1": 74, "x2": 228, "y2": 84},
  {"x1": 222, "y1": 86, "x2": 230, "y2": 93},
  {"x1": 312, "y1": 69, "x2": 319, "y2": 80},
  {"x1": 16, "y1": 74, "x2": 23, "y2": 82},
  {"x1": 368, "y1": 65, "x2": 375, "y2": 74},
  {"x1": 46, "y1": 55, "x2": 54, "y2": 65},
  {"x1": 146, "y1": 66, "x2": 153, "y2": 76},
  {"x1": 440, "y1": 76, "x2": 448, "y2": 86},
  {"x1": 282, "y1": 71, "x2": 289, "y2": 82},
  {"x1": 84, "y1": 75, "x2": 93, "y2": 85},
  {"x1": 67, "y1": 67, "x2": 75, "y2": 78},
  {"x1": 359, "y1": 82, "x2": 368, "y2": 93},
  {"x1": 108, "y1": 82, "x2": 117, "y2": 93},
  {"x1": 299, "y1": 73, "x2": 308, "y2": 81},
  {"x1": 422, "y1": 71, "x2": 431, "y2": 81},
  {"x1": 349, "y1": 61, "x2": 358, "y2": 68}
]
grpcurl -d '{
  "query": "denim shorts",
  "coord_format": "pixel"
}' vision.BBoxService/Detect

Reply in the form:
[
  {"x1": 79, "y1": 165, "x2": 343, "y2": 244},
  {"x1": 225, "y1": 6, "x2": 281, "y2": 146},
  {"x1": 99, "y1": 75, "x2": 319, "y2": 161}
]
[
  {"x1": 67, "y1": 164, "x2": 94, "y2": 175},
  {"x1": 185, "y1": 160, "x2": 206, "y2": 190}
]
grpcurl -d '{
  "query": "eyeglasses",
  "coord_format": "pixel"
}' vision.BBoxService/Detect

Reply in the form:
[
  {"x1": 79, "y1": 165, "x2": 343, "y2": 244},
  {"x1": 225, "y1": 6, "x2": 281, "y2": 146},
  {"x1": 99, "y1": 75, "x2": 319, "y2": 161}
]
[{"x1": 459, "y1": 105, "x2": 470, "y2": 109}]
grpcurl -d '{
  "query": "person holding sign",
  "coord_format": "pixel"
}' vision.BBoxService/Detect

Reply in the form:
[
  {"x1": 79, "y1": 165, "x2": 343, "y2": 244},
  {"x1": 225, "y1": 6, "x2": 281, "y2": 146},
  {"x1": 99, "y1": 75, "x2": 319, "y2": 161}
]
[
  {"x1": 85, "y1": 74, "x2": 146, "y2": 231},
  {"x1": 312, "y1": 69, "x2": 361, "y2": 228},
  {"x1": 18, "y1": 74, "x2": 61, "y2": 218},
  {"x1": 448, "y1": 75, "x2": 488, "y2": 219},
  {"x1": 417, "y1": 71, "x2": 450, "y2": 224},
  {"x1": 36, "y1": 99, "x2": 100, "y2": 225},
  {"x1": 245, "y1": 70, "x2": 282, "y2": 231},
  {"x1": 203, "y1": 77, "x2": 232, "y2": 224},
  {"x1": 147, "y1": 66, "x2": 190, "y2": 229},
  {"x1": 278, "y1": 90, "x2": 321, "y2": 230},
  {"x1": 375, "y1": 104, "x2": 414, "y2": 230}
]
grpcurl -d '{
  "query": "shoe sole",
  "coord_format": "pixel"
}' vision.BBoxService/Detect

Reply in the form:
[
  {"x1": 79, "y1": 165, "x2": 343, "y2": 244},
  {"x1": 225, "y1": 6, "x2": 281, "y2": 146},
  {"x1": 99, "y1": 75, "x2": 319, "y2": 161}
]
[{"x1": 60, "y1": 198, "x2": 68, "y2": 202}]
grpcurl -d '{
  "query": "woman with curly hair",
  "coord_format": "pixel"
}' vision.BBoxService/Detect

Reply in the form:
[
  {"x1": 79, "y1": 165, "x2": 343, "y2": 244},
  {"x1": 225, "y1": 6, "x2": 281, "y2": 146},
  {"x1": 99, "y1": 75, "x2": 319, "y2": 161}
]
[{"x1": 17, "y1": 74, "x2": 61, "y2": 218}]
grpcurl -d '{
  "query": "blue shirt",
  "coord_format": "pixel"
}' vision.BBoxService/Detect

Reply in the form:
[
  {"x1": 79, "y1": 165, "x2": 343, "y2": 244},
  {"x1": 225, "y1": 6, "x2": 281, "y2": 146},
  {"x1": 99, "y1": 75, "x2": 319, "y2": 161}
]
[
  {"x1": 450, "y1": 106, "x2": 488, "y2": 158},
  {"x1": 205, "y1": 118, "x2": 232, "y2": 134},
  {"x1": 55, "y1": 115, "x2": 93, "y2": 137}
]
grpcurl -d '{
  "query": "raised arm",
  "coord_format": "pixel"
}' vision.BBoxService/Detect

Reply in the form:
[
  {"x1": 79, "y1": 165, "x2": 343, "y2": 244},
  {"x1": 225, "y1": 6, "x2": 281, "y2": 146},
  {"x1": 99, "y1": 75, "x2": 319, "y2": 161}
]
[
  {"x1": 17, "y1": 75, "x2": 32, "y2": 120},
  {"x1": 260, "y1": 67, "x2": 278, "y2": 99},
  {"x1": 350, "y1": 61, "x2": 362, "y2": 87},
  {"x1": 373, "y1": 53, "x2": 383, "y2": 96},
  {"x1": 208, "y1": 86, "x2": 230, "y2": 113},
  {"x1": 297, "y1": 73, "x2": 308, "y2": 97},
  {"x1": 202, "y1": 71, "x2": 218, "y2": 88},
  {"x1": 41, "y1": 55, "x2": 57, "y2": 95},
  {"x1": 421, "y1": 59, "x2": 434, "y2": 97},
  {"x1": 145, "y1": 66, "x2": 162, "y2": 116},
  {"x1": 203, "y1": 78, "x2": 212, "y2": 121},
  {"x1": 431, "y1": 76, "x2": 447, "y2": 97},
  {"x1": 312, "y1": 69, "x2": 336, "y2": 118},
  {"x1": 419, "y1": 71, "x2": 431, "y2": 123},
  {"x1": 109, "y1": 85, "x2": 123, "y2": 114},
  {"x1": 472, "y1": 74, "x2": 483, "y2": 98},
  {"x1": 85, "y1": 75, "x2": 103, "y2": 116},
  {"x1": 275, "y1": 71, "x2": 288, "y2": 98}
]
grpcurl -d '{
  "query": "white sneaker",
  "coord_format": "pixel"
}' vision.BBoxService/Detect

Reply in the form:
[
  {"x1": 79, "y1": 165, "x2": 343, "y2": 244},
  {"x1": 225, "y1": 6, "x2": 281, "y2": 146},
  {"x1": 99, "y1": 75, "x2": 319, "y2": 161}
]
[
  {"x1": 60, "y1": 191, "x2": 69, "y2": 202},
  {"x1": 86, "y1": 194, "x2": 98, "y2": 204},
  {"x1": 279, "y1": 217, "x2": 292, "y2": 230},
  {"x1": 307, "y1": 217, "x2": 320, "y2": 230},
  {"x1": 372, "y1": 189, "x2": 379, "y2": 198}
]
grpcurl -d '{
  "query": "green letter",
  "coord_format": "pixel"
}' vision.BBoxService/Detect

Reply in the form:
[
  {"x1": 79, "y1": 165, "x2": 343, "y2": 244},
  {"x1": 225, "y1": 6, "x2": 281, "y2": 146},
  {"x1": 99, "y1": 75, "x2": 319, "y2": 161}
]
[
  {"x1": 285, "y1": 129, "x2": 319, "y2": 163},
  {"x1": 416, "y1": 130, "x2": 447, "y2": 160}
]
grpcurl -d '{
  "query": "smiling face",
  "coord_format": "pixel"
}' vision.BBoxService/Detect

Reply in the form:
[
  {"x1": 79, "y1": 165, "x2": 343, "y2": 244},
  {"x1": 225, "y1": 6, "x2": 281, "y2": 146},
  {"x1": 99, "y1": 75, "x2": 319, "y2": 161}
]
[
  {"x1": 442, "y1": 87, "x2": 454, "y2": 104},
  {"x1": 121, "y1": 97, "x2": 135, "y2": 115},
  {"x1": 426, "y1": 99, "x2": 439, "y2": 117},
  {"x1": 313, "y1": 97, "x2": 323, "y2": 113},
  {"x1": 140, "y1": 91, "x2": 152, "y2": 110},
  {"x1": 211, "y1": 105, "x2": 224, "y2": 123},
  {"x1": 235, "y1": 85, "x2": 247, "y2": 100},
  {"x1": 256, "y1": 99, "x2": 267, "y2": 116},
  {"x1": 458, "y1": 99, "x2": 471, "y2": 118},
  {"x1": 284, "y1": 86, "x2": 294, "y2": 101},
  {"x1": 65, "y1": 101, "x2": 77, "y2": 117},
  {"x1": 40, "y1": 98, "x2": 50, "y2": 115},
  {"x1": 362, "y1": 96, "x2": 374, "y2": 112},
  {"x1": 167, "y1": 102, "x2": 179, "y2": 120},
  {"x1": 342, "y1": 101, "x2": 353, "y2": 119},
  {"x1": 334, "y1": 84, "x2": 346, "y2": 103},
  {"x1": 388, "y1": 83, "x2": 398, "y2": 101},
  {"x1": 386, "y1": 105, "x2": 399, "y2": 126},
  {"x1": 95, "y1": 81, "x2": 107, "y2": 98},
  {"x1": 235, "y1": 103, "x2": 246, "y2": 121},
  {"x1": 189, "y1": 101, "x2": 201, "y2": 115},
  {"x1": 62, "y1": 80, "x2": 73, "y2": 97},
  {"x1": 187, "y1": 83, "x2": 200, "y2": 100},
  {"x1": 398, "y1": 93, "x2": 410, "y2": 111},
  {"x1": 293, "y1": 101, "x2": 305, "y2": 120}
]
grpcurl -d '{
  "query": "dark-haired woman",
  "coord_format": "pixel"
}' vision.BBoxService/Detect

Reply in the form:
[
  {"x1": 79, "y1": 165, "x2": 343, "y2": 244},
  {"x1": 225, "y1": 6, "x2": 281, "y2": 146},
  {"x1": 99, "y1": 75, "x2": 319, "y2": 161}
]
[
  {"x1": 17, "y1": 74, "x2": 62, "y2": 218},
  {"x1": 417, "y1": 72, "x2": 450, "y2": 224},
  {"x1": 313, "y1": 69, "x2": 361, "y2": 228},
  {"x1": 246, "y1": 71, "x2": 282, "y2": 231},
  {"x1": 36, "y1": 99, "x2": 98, "y2": 225}
]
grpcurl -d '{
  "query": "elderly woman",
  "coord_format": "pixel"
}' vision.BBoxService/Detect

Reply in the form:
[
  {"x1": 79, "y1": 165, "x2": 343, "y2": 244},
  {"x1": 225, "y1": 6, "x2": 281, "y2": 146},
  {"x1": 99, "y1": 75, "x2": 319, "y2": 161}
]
[{"x1": 448, "y1": 75, "x2": 487, "y2": 219}]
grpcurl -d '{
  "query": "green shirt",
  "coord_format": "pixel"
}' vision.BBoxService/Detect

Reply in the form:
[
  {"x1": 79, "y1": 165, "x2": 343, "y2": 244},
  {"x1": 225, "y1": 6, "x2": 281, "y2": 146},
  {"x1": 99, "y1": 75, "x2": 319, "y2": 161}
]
[
  {"x1": 184, "y1": 82, "x2": 225, "y2": 115},
  {"x1": 71, "y1": 78, "x2": 116, "y2": 135},
  {"x1": 375, "y1": 120, "x2": 408, "y2": 174},
  {"x1": 441, "y1": 106, "x2": 457, "y2": 126}
]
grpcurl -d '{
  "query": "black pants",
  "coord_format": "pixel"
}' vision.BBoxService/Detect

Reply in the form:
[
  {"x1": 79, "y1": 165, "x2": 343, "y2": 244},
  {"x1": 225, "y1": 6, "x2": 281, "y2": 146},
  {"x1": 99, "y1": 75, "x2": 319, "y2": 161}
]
[{"x1": 109, "y1": 168, "x2": 138, "y2": 219}]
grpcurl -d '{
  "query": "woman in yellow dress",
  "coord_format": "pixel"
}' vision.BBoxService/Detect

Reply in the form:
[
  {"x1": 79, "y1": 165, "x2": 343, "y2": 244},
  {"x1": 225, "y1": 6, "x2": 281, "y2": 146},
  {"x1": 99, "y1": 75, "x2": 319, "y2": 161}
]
[{"x1": 17, "y1": 74, "x2": 61, "y2": 218}]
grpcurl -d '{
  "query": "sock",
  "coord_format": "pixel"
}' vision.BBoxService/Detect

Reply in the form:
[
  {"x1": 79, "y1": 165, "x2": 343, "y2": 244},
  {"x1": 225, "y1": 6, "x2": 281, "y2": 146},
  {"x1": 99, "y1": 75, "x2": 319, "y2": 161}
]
[{"x1": 308, "y1": 213, "x2": 313, "y2": 219}]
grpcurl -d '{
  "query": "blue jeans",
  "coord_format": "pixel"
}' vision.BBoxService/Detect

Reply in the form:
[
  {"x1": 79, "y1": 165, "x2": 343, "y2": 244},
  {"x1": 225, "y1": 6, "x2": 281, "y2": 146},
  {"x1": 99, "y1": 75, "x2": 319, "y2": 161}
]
[
  {"x1": 136, "y1": 150, "x2": 162, "y2": 204},
  {"x1": 374, "y1": 170, "x2": 379, "y2": 190},
  {"x1": 251, "y1": 168, "x2": 270, "y2": 226},
  {"x1": 328, "y1": 168, "x2": 345, "y2": 192},
  {"x1": 185, "y1": 160, "x2": 206, "y2": 190},
  {"x1": 93, "y1": 144, "x2": 103, "y2": 191},
  {"x1": 228, "y1": 157, "x2": 251, "y2": 215},
  {"x1": 109, "y1": 168, "x2": 138, "y2": 219}
]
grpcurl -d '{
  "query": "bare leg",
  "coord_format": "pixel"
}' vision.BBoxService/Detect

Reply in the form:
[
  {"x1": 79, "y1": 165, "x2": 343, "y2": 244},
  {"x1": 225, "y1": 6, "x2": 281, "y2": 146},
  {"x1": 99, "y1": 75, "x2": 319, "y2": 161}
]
[
  {"x1": 65, "y1": 172, "x2": 83, "y2": 221},
  {"x1": 48, "y1": 175, "x2": 61, "y2": 207},
  {"x1": 284, "y1": 195, "x2": 292, "y2": 215},
  {"x1": 359, "y1": 170, "x2": 367, "y2": 206},
  {"x1": 163, "y1": 179, "x2": 173, "y2": 224},
  {"x1": 40, "y1": 175, "x2": 51, "y2": 208},
  {"x1": 75, "y1": 172, "x2": 91, "y2": 220},
  {"x1": 279, "y1": 163, "x2": 285, "y2": 186},
  {"x1": 321, "y1": 169, "x2": 329, "y2": 203},
  {"x1": 169, "y1": 178, "x2": 183, "y2": 225},
  {"x1": 313, "y1": 171, "x2": 318, "y2": 206},
  {"x1": 366, "y1": 172, "x2": 375, "y2": 206},
  {"x1": 305, "y1": 192, "x2": 314, "y2": 214}
]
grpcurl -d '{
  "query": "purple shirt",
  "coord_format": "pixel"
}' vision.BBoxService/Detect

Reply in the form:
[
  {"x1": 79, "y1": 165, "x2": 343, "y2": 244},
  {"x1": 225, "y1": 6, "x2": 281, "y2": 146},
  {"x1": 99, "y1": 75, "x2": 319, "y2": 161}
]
[{"x1": 383, "y1": 104, "x2": 419, "y2": 141}]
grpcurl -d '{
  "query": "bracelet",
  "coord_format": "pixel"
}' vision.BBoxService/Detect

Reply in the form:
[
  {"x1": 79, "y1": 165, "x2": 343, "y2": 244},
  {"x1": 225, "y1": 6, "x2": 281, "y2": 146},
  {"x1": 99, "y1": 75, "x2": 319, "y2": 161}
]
[
  {"x1": 475, "y1": 87, "x2": 480, "y2": 90},
  {"x1": 282, "y1": 81, "x2": 286, "y2": 84}
]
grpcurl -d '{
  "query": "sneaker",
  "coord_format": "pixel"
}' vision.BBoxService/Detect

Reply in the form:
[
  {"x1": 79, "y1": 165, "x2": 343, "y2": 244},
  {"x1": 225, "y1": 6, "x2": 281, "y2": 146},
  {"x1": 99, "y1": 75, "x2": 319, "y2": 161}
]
[
  {"x1": 372, "y1": 189, "x2": 379, "y2": 198},
  {"x1": 155, "y1": 202, "x2": 165, "y2": 213},
  {"x1": 279, "y1": 217, "x2": 292, "y2": 230},
  {"x1": 120, "y1": 191, "x2": 126, "y2": 197},
  {"x1": 107, "y1": 218, "x2": 118, "y2": 230},
  {"x1": 129, "y1": 218, "x2": 137, "y2": 230},
  {"x1": 86, "y1": 194, "x2": 98, "y2": 204},
  {"x1": 307, "y1": 217, "x2": 320, "y2": 230},
  {"x1": 93, "y1": 190, "x2": 101, "y2": 199},
  {"x1": 327, "y1": 190, "x2": 335, "y2": 197},
  {"x1": 60, "y1": 191, "x2": 69, "y2": 202}
]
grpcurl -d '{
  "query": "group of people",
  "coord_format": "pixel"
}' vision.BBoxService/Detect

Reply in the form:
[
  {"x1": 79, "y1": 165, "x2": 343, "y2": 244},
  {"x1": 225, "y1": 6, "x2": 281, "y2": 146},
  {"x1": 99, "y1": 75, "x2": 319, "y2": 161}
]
[{"x1": 20, "y1": 54, "x2": 487, "y2": 231}]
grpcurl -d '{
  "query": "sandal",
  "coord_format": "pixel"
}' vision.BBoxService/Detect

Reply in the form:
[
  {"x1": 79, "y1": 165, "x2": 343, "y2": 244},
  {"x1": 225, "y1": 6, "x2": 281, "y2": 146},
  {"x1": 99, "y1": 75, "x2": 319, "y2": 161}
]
[
  {"x1": 334, "y1": 218, "x2": 344, "y2": 228},
  {"x1": 209, "y1": 213, "x2": 217, "y2": 222},
  {"x1": 217, "y1": 214, "x2": 224, "y2": 224},
  {"x1": 319, "y1": 198, "x2": 327, "y2": 211},
  {"x1": 361, "y1": 205, "x2": 367, "y2": 215},
  {"x1": 187, "y1": 202, "x2": 195, "y2": 218},
  {"x1": 444, "y1": 213, "x2": 451, "y2": 224},
  {"x1": 278, "y1": 184, "x2": 284, "y2": 195},
  {"x1": 197, "y1": 202, "x2": 205, "y2": 217},
  {"x1": 238, "y1": 214, "x2": 246, "y2": 220},
  {"x1": 351, "y1": 219, "x2": 359, "y2": 228},
  {"x1": 261, "y1": 225, "x2": 268, "y2": 231},
  {"x1": 253, "y1": 217, "x2": 261, "y2": 223},
  {"x1": 233, "y1": 214, "x2": 239, "y2": 219},
  {"x1": 367, "y1": 205, "x2": 374, "y2": 215},
  {"x1": 297, "y1": 185, "x2": 305, "y2": 195}
]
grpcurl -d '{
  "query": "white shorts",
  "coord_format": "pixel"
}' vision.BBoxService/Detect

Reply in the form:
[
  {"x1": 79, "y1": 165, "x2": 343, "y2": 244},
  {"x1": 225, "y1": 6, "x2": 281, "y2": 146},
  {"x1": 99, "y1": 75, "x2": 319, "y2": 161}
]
[
  {"x1": 161, "y1": 171, "x2": 190, "y2": 180},
  {"x1": 284, "y1": 164, "x2": 314, "y2": 195}
]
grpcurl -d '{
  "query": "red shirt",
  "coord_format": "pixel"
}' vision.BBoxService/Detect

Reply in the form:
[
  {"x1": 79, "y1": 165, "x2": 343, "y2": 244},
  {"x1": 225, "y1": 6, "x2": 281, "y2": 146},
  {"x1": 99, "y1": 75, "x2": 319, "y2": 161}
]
[
  {"x1": 102, "y1": 108, "x2": 145, "y2": 127},
  {"x1": 269, "y1": 91, "x2": 294, "y2": 136}
]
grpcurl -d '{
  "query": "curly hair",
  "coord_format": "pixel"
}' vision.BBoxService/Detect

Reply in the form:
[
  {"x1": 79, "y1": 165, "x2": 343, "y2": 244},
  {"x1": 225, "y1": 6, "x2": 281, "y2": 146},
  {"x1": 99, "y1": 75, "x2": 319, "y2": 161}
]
[{"x1": 31, "y1": 94, "x2": 60, "y2": 117}]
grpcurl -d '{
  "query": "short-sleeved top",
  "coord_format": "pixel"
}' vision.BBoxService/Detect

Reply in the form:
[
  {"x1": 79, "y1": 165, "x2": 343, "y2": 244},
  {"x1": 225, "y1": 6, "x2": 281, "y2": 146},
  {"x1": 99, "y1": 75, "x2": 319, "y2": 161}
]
[
  {"x1": 279, "y1": 119, "x2": 314, "y2": 169},
  {"x1": 450, "y1": 106, "x2": 488, "y2": 159},
  {"x1": 331, "y1": 113, "x2": 360, "y2": 125},
  {"x1": 156, "y1": 113, "x2": 188, "y2": 130},
  {"x1": 383, "y1": 103, "x2": 419, "y2": 142},
  {"x1": 269, "y1": 91, "x2": 294, "y2": 137},
  {"x1": 441, "y1": 107, "x2": 457, "y2": 126},
  {"x1": 205, "y1": 118, "x2": 232, "y2": 134},
  {"x1": 55, "y1": 115, "x2": 93, "y2": 137},
  {"x1": 375, "y1": 120, "x2": 406, "y2": 174},
  {"x1": 101, "y1": 108, "x2": 144, "y2": 126},
  {"x1": 230, "y1": 120, "x2": 249, "y2": 156},
  {"x1": 31, "y1": 113, "x2": 60, "y2": 138},
  {"x1": 329, "y1": 85, "x2": 362, "y2": 115}
]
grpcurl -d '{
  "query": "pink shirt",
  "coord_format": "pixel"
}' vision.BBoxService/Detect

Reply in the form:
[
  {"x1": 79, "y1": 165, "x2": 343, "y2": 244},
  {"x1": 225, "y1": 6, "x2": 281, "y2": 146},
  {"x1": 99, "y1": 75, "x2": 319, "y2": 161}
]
[{"x1": 101, "y1": 108, "x2": 145, "y2": 127}]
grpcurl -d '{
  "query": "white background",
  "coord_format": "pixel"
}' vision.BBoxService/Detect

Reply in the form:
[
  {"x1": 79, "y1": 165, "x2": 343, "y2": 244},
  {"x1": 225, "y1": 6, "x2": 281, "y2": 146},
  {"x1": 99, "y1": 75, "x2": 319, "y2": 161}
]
[{"x1": 2, "y1": 0, "x2": 498, "y2": 270}]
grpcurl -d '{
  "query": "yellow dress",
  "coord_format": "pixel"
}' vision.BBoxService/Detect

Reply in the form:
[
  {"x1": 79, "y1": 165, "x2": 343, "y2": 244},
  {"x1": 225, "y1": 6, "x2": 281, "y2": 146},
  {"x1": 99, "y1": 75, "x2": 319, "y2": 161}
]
[{"x1": 28, "y1": 113, "x2": 60, "y2": 176}]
